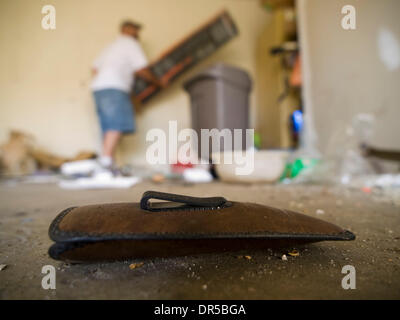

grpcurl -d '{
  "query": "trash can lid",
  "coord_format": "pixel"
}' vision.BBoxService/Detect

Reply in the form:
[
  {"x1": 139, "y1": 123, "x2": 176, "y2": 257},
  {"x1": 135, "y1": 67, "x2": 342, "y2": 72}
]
[{"x1": 183, "y1": 63, "x2": 252, "y2": 91}]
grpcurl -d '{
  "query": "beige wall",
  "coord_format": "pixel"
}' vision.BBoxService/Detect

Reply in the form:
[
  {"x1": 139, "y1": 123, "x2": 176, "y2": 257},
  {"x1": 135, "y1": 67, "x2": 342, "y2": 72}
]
[
  {"x1": 0, "y1": 0, "x2": 269, "y2": 167},
  {"x1": 298, "y1": 0, "x2": 400, "y2": 152}
]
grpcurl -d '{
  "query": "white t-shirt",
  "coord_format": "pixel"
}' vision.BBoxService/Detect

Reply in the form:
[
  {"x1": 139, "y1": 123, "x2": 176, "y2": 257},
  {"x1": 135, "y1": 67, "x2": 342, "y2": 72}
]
[{"x1": 91, "y1": 35, "x2": 148, "y2": 93}]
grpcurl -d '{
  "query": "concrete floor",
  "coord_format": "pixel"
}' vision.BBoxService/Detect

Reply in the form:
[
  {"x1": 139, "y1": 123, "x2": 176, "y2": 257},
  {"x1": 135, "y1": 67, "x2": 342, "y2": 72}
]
[{"x1": 0, "y1": 180, "x2": 399, "y2": 299}]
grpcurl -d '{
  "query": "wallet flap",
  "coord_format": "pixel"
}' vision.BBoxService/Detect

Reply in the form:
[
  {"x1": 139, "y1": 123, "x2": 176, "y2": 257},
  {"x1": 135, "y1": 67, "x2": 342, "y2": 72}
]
[{"x1": 49, "y1": 192, "x2": 355, "y2": 243}]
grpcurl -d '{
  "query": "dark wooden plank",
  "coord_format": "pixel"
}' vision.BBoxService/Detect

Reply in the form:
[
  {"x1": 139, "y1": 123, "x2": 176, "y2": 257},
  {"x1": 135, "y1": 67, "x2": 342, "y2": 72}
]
[{"x1": 133, "y1": 10, "x2": 238, "y2": 104}]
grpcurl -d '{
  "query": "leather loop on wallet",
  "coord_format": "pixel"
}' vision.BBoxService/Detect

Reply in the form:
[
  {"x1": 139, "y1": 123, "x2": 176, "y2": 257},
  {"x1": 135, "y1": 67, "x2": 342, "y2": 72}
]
[{"x1": 140, "y1": 190, "x2": 228, "y2": 212}]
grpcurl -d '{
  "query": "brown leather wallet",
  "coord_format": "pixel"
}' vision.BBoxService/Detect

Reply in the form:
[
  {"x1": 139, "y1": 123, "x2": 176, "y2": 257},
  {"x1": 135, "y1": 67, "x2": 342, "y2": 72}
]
[{"x1": 48, "y1": 190, "x2": 355, "y2": 262}]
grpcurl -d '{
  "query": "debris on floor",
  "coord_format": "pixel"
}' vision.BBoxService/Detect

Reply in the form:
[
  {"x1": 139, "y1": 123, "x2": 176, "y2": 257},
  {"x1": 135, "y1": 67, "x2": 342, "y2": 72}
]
[
  {"x1": 0, "y1": 129, "x2": 96, "y2": 177},
  {"x1": 151, "y1": 173, "x2": 165, "y2": 183},
  {"x1": 214, "y1": 150, "x2": 289, "y2": 183},
  {"x1": 60, "y1": 159, "x2": 101, "y2": 176},
  {"x1": 288, "y1": 250, "x2": 299, "y2": 257},
  {"x1": 237, "y1": 255, "x2": 252, "y2": 260},
  {"x1": 129, "y1": 262, "x2": 144, "y2": 270},
  {"x1": 32, "y1": 149, "x2": 96, "y2": 171},
  {"x1": 281, "y1": 254, "x2": 288, "y2": 261},
  {"x1": 0, "y1": 264, "x2": 7, "y2": 271},
  {"x1": 0, "y1": 130, "x2": 36, "y2": 176},
  {"x1": 59, "y1": 173, "x2": 141, "y2": 190},
  {"x1": 183, "y1": 167, "x2": 213, "y2": 183}
]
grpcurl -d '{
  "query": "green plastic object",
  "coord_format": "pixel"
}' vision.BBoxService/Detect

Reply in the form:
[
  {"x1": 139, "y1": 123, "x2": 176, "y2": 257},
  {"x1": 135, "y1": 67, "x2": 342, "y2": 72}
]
[
  {"x1": 280, "y1": 158, "x2": 319, "y2": 180},
  {"x1": 254, "y1": 132, "x2": 262, "y2": 149}
]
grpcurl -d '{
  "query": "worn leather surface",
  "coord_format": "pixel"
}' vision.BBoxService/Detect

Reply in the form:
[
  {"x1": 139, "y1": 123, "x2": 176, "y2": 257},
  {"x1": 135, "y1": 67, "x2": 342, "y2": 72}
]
[
  {"x1": 49, "y1": 238, "x2": 329, "y2": 262},
  {"x1": 48, "y1": 194, "x2": 355, "y2": 262},
  {"x1": 50, "y1": 201, "x2": 352, "y2": 240}
]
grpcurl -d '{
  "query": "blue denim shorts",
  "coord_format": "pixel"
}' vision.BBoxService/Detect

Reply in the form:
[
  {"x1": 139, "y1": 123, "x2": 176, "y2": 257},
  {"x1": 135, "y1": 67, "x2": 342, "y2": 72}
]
[{"x1": 93, "y1": 89, "x2": 135, "y2": 134}]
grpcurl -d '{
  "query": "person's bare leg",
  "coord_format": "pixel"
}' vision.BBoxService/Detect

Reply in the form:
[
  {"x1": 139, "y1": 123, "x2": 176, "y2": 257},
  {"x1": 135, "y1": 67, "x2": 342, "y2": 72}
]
[{"x1": 102, "y1": 130, "x2": 122, "y2": 161}]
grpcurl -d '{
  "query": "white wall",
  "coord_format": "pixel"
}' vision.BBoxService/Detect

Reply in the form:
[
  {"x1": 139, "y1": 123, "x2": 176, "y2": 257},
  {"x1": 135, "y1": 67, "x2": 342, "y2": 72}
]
[{"x1": 298, "y1": 0, "x2": 400, "y2": 152}]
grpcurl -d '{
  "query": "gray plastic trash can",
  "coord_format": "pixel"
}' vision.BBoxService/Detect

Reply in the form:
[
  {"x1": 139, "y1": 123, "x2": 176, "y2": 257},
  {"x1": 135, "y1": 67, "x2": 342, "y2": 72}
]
[{"x1": 183, "y1": 63, "x2": 252, "y2": 155}]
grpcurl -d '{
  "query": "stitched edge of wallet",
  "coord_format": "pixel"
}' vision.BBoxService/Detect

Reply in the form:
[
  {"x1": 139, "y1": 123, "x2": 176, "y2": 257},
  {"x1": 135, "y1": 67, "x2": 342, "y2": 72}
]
[{"x1": 48, "y1": 206, "x2": 356, "y2": 243}]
